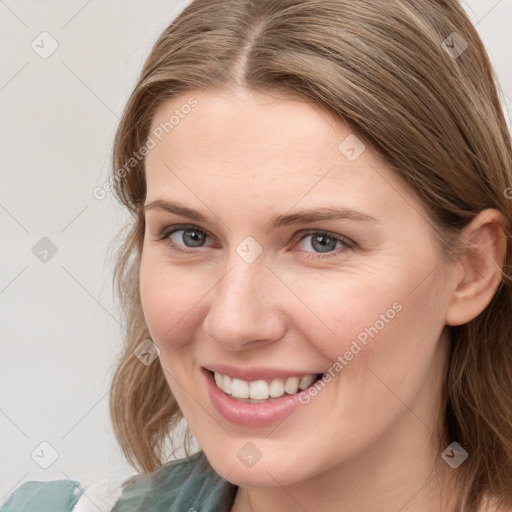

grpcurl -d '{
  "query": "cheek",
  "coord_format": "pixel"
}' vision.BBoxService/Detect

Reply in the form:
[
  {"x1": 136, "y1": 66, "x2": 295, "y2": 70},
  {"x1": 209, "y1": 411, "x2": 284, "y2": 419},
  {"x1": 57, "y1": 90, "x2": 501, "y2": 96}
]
[
  {"x1": 286, "y1": 271, "x2": 406, "y2": 356},
  {"x1": 139, "y1": 255, "x2": 207, "y2": 349},
  {"x1": 291, "y1": 263, "x2": 447, "y2": 388},
  {"x1": 284, "y1": 276, "x2": 447, "y2": 460}
]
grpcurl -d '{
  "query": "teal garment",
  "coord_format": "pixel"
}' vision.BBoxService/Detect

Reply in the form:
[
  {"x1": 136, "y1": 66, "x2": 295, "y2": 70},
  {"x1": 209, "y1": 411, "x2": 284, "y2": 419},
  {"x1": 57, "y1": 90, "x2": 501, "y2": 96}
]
[
  {"x1": 2, "y1": 450, "x2": 239, "y2": 512},
  {"x1": 1, "y1": 480, "x2": 83, "y2": 511},
  {"x1": 112, "y1": 450, "x2": 238, "y2": 511}
]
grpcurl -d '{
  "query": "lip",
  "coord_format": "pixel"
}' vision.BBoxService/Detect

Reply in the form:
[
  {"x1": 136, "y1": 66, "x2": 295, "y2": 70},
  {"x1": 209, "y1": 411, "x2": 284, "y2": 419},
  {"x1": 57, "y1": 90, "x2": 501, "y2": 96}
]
[
  {"x1": 203, "y1": 363, "x2": 322, "y2": 382},
  {"x1": 202, "y1": 367, "x2": 319, "y2": 427}
]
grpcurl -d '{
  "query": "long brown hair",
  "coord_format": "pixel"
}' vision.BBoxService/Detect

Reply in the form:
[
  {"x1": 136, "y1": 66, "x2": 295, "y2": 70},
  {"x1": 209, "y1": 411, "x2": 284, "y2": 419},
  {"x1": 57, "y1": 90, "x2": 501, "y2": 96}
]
[{"x1": 108, "y1": 1, "x2": 512, "y2": 510}]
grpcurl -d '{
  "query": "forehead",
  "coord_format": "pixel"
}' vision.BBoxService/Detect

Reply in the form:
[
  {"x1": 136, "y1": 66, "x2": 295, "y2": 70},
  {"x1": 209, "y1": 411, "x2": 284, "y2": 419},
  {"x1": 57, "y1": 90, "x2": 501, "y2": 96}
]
[
  {"x1": 148, "y1": 89, "x2": 339, "y2": 168},
  {"x1": 144, "y1": 89, "x2": 425, "y2": 227}
]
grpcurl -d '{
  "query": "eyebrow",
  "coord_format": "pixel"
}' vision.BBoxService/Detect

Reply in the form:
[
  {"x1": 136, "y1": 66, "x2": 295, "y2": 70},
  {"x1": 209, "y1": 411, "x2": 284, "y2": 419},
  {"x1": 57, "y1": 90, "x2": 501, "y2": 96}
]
[{"x1": 144, "y1": 199, "x2": 378, "y2": 229}]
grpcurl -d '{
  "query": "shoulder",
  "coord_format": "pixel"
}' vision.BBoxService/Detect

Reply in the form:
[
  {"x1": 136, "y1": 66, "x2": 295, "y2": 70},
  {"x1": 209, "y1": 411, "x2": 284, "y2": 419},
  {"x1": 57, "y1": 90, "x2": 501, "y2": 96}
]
[
  {"x1": 0, "y1": 479, "x2": 83, "y2": 512},
  {"x1": 0, "y1": 468, "x2": 136, "y2": 512},
  {"x1": 113, "y1": 450, "x2": 238, "y2": 512},
  {"x1": 1, "y1": 452, "x2": 237, "y2": 512}
]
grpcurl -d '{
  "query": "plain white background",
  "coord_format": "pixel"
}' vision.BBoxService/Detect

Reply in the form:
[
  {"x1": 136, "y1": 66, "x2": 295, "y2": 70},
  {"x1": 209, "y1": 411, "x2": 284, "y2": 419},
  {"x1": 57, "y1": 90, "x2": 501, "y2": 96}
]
[{"x1": 1, "y1": 0, "x2": 511, "y2": 501}]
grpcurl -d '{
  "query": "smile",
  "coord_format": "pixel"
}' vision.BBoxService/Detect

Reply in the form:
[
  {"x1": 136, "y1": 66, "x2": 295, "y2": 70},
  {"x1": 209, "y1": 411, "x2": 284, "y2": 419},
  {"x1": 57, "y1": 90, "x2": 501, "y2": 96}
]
[
  {"x1": 202, "y1": 366, "x2": 328, "y2": 426},
  {"x1": 213, "y1": 371, "x2": 323, "y2": 402}
]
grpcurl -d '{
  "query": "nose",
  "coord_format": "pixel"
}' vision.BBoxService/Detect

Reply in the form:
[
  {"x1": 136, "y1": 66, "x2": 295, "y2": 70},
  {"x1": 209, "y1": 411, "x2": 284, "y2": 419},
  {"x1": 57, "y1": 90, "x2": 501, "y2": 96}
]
[{"x1": 202, "y1": 257, "x2": 287, "y2": 351}]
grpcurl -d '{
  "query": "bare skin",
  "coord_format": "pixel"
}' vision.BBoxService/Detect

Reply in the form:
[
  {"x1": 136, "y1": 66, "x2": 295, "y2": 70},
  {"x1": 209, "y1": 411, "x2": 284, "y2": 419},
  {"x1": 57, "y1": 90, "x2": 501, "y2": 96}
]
[{"x1": 139, "y1": 88, "x2": 507, "y2": 512}]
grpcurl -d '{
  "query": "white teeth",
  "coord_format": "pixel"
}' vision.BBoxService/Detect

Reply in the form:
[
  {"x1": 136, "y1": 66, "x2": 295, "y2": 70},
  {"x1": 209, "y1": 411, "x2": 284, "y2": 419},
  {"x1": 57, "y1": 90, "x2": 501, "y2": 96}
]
[
  {"x1": 223, "y1": 374, "x2": 232, "y2": 395},
  {"x1": 213, "y1": 371, "x2": 319, "y2": 400},
  {"x1": 231, "y1": 378, "x2": 249, "y2": 399},
  {"x1": 249, "y1": 380, "x2": 269, "y2": 400},
  {"x1": 284, "y1": 377, "x2": 299, "y2": 394},
  {"x1": 269, "y1": 378, "x2": 284, "y2": 398},
  {"x1": 299, "y1": 374, "x2": 316, "y2": 390}
]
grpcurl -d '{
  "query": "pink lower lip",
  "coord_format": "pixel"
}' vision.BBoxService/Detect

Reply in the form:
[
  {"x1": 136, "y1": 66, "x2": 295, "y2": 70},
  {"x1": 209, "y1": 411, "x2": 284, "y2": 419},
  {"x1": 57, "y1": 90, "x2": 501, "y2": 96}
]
[{"x1": 202, "y1": 367, "x2": 314, "y2": 427}]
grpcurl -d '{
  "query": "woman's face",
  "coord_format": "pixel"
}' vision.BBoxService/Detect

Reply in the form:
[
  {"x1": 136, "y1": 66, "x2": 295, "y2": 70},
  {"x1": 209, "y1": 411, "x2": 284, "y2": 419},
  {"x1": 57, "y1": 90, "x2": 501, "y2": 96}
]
[{"x1": 140, "y1": 89, "x2": 458, "y2": 488}]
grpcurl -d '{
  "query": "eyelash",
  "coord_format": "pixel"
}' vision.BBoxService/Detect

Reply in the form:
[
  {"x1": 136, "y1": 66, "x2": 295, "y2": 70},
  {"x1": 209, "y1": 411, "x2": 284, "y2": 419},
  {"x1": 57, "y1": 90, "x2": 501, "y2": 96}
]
[{"x1": 153, "y1": 223, "x2": 356, "y2": 259}]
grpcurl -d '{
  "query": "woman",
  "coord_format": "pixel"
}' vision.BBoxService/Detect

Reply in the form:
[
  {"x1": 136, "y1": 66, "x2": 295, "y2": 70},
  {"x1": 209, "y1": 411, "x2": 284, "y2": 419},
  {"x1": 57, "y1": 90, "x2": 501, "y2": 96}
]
[{"x1": 3, "y1": 0, "x2": 511, "y2": 511}]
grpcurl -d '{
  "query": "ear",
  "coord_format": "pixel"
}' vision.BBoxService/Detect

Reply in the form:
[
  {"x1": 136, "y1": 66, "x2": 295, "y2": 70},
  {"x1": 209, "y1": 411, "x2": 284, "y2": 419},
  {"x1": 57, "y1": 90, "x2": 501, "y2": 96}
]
[{"x1": 445, "y1": 208, "x2": 508, "y2": 327}]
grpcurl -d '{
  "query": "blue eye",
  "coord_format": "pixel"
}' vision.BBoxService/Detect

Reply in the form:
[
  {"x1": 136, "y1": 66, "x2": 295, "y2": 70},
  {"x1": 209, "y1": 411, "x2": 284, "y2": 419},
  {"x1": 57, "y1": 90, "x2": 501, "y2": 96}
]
[
  {"x1": 154, "y1": 224, "x2": 355, "y2": 258},
  {"x1": 168, "y1": 227, "x2": 208, "y2": 247},
  {"x1": 156, "y1": 225, "x2": 210, "y2": 253},
  {"x1": 295, "y1": 231, "x2": 354, "y2": 256}
]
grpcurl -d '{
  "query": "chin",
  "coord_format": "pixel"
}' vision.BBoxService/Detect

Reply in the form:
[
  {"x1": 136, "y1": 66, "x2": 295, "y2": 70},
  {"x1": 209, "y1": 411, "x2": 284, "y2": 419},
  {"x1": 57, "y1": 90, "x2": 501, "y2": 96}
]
[{"x1": 204, "y1": 443, "x2": 312, "y2": 488}]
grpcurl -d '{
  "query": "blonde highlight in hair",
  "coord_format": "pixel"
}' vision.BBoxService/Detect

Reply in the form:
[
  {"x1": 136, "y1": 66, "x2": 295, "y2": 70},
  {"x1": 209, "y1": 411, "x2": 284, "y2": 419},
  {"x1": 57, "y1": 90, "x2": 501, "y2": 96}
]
[{"x1": 108, "y1": 1, "x2": 512, "y2": 510}]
